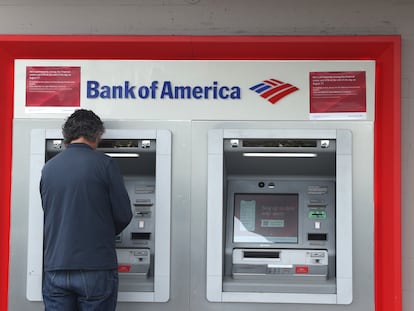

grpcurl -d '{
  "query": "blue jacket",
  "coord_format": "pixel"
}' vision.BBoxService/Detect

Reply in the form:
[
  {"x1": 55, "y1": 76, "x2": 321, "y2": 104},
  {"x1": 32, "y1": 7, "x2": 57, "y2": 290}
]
[{"x1": 40, "y1": 143, "x2": 132, "y2": 271}]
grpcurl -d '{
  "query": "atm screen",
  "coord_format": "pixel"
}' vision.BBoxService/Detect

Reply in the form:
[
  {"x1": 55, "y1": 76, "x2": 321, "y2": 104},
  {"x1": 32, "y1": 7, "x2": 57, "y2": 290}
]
[{"x1": 233, "y1": 193, "x2": 299, "y2": 243}]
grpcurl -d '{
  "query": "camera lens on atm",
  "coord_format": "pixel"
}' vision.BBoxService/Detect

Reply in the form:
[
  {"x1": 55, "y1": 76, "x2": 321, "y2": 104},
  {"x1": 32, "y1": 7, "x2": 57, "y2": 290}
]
[{"x1": 258, "y1": 182, "x2": 265, "y2": 188}]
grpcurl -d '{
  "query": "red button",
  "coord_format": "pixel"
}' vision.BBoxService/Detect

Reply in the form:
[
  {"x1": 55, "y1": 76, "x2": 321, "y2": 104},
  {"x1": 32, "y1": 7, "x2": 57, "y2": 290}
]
[
  {"x1": 118, "y1": 265, "x2": 131, "y2": 273},
  {"x1": 295, "y1": 266, "x2": 309, "y2": 274}
]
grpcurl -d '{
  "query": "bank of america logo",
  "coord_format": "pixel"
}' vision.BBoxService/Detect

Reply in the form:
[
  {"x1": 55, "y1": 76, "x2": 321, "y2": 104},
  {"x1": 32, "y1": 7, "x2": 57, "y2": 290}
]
[{"x1": 250, "y1": 79, "x2": 299, "y2": 104}]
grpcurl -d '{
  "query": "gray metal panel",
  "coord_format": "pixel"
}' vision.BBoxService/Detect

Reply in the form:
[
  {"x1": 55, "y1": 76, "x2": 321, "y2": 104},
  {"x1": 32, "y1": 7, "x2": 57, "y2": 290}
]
[
  {"x1": 206, "y1": 129, "x2": 225, "y2": 302},
  {"x1": 335, "y1": 129, "x2": 353, "y2": 304},
  {"x1": 9, "y1": 119, "x2": 374, "y2": 311}
]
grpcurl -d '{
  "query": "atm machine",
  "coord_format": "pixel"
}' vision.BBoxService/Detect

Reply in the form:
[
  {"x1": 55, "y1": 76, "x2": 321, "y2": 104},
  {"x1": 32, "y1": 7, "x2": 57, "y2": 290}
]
[
  {"x1": 26, "y1": 129, "x2": 171, "y2": 302},
  {"x1": 206, "y1": 128, "x2": 352, "y2": 304}
]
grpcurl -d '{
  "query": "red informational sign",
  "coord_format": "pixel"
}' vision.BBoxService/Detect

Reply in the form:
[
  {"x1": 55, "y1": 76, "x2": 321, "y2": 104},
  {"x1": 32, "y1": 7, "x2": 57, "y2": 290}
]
[
  {"x1": 310, "y1": 71, "x2": 366, "y2": 113},
  {"x1": 26, "y1": 66, "x2": 81, "y2": 107}
]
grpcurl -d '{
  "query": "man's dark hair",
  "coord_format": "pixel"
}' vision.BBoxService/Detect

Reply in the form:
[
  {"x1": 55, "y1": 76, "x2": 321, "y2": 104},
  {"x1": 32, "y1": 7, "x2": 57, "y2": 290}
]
[{"x1": 62, "y1": 109, "x2": 105, "y2": 144}]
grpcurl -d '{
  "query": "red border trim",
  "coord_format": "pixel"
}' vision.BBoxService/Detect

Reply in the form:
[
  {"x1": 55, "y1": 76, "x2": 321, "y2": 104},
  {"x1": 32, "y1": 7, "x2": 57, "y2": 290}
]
[{"x1": 0, "y1": 35, "x2": 401, "y2": 311}]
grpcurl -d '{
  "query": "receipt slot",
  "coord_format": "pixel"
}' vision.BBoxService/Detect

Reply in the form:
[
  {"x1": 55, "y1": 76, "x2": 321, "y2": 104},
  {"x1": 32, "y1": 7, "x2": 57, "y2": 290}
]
[
  {"x1": 206, "y1": 129, "x2": 352, "y2": 304},
  {"x1": 26, "y1": 129, "x2": 171, "y2": 302}
]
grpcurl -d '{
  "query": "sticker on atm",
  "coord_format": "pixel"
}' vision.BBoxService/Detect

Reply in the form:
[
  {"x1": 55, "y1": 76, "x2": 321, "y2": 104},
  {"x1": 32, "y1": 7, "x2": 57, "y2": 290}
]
[
  {"x1": 118, "y1": 265, "x2": 131, "y2": 273},
  {"x1": 295, "y1": 266, "x2": 309, "y2": 274},
  {"x1": 308, "y1": 210, "x2": 327, "y2": 219}
]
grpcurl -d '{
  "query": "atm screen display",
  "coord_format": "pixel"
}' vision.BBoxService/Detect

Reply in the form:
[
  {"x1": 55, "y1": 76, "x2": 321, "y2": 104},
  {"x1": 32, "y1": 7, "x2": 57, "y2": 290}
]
[{"x1": 233, "y1": 193, "x2": 299, "y2": 243}]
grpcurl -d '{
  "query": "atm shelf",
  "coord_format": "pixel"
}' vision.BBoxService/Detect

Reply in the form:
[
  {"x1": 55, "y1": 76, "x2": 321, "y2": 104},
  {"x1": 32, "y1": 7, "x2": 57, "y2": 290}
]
[{"x1": 222, "y1": 276, "x2": 336, "y2": 294}]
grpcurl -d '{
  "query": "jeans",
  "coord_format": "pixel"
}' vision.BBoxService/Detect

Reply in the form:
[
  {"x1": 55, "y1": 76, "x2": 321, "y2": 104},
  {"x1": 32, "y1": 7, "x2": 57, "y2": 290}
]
[{"x1": 42, "y1": 269, "x2": 119, "y2": 311}]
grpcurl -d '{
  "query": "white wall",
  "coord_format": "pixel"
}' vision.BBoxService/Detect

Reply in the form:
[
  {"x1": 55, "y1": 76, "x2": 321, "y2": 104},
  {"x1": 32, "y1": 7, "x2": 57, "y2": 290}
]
[{"x1": 1, "y1": 0, "x2": 412, "y2": 310}]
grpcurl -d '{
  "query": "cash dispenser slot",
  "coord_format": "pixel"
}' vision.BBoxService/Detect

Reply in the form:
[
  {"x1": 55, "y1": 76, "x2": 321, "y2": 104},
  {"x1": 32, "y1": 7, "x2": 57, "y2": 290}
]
[
  {"x1": 308, "y1": 233, "x2": 328, "y2": 241},
  {"x1": 244, "y1": 251, "x2": 280, "y2": 259},
  {"x1": 131, "y1": 232, "x2": 151, "y2": 240},
  {"x1": 134, "y1": 201, "x2": 153, "y2": 206}
]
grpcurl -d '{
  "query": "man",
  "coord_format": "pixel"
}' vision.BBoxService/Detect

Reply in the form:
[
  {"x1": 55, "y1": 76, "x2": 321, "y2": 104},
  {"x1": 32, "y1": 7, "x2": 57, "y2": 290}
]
[{"x1": 40, "y1": 109, "x2": 133, "y2": 311}]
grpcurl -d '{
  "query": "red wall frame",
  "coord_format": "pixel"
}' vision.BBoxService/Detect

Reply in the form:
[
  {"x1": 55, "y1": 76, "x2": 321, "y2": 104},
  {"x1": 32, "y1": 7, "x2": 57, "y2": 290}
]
[{"x1": 0, "y1": 35, "x2": 401, "y2": 311}]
